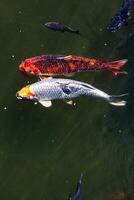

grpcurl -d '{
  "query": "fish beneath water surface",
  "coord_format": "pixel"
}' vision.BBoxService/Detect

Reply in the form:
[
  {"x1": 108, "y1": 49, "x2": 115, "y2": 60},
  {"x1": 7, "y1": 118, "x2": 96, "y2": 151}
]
[
  {"x1": 16, "y1": 78, "x2": 127, "y2": 107},
  {"x1": 19, "y1": 55, "x2": 128, "y2": 78},
  {"x1": 68, "y1": 173, "x2": 83, "y2": 200},
  {"x1": 109, "y1": 0, "x2": 134, "y2": 32},
  {"x1": 44, "y1": 22, "x2": 80, "y2": 35}
]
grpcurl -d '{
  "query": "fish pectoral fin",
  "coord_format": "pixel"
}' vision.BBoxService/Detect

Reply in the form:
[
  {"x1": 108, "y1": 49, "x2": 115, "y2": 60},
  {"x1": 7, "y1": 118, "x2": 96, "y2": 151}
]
[
  {"x1": 65, "y1": 100, "x2": 73, "y2": 105},
  {"x1": 111, "y1": 69, "x2": 128, "y2": 76},
  {"x1": 39, "y1": 76, "x2": 53, "y2": 81},
  {"x1": 64, "y1": 100, "x2": 76, "y2": 106},
  {"x1": 39, "y1": 100, "x2": 52, "y2": 107}
]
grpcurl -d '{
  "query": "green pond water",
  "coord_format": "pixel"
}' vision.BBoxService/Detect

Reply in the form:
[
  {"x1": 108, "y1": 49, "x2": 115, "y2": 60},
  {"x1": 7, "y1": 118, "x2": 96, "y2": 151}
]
[{"x1": 0, "y1": 0, "x2": 134, "y2": 199}]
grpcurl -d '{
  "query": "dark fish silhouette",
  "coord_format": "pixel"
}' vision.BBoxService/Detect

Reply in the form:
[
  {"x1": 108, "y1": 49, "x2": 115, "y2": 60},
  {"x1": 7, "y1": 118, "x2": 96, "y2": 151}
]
[
  {"x1": 68, "y1": 173, "x2": 83, "y2": 200},
  {"x1": 44, "y1": 22, "x2": 80, "y2": 35},
  {"x1": 109, "y1": 0, "x2": 134, "y2": 32}
]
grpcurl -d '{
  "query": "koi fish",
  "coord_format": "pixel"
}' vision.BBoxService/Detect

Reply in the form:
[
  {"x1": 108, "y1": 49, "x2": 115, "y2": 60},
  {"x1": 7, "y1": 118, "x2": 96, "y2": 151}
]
[
  {"x1": 44, "y1": 22, "x2": 80, "y2": 35},
  {"x1": 16, "y1": 78, "x2": 127, "y2": 107},
  {"x1": 68, "y1": 173, "x2": 83, "y2": 200},
  {"x1": 109, "y1": 0, "x2": 134, "y2": 32},
  {"x1": 19, "y1": 55, "x2": 128, "y2": 77}
]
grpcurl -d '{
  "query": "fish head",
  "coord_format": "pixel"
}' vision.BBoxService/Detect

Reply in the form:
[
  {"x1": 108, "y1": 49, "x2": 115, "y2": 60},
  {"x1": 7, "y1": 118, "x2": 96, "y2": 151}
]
[
  {"x1": 16, "y1": 85, "x2": 36, "y2": 100},
  {"x1": 19, "y1": 61, "x2": 41, "y2": 76}
]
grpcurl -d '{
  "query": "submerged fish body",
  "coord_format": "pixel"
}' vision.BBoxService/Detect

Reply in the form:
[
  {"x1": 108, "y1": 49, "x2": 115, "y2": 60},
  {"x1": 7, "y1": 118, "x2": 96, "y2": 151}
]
[
  {"x1": 16, "y1": 78, "x2": 127, "y2": 107},
  {"x1": 69, "y1": 173, "x2": 83, "y2": 200},
  {"x1": 19, "y1": 54, "x2": 128, "y2": 77},
  {"x1": 45, "y1": 22, "x2": 80, "y2": 35},
  {"x1": 109, "y1": 0, "x2": 134, "y2": 32}
]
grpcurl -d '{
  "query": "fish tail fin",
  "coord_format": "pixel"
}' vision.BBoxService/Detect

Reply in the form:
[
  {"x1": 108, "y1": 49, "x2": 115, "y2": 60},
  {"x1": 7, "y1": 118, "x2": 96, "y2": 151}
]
[
  {"x1": 107, "y1": 59, "x2": 128, "y2": 75},
  {"x1": 109, "y1": 93, "x2": 128, "y2": 106},
  {"x1": 74, "y1": 30, "x2": 80, "y2": 35}
]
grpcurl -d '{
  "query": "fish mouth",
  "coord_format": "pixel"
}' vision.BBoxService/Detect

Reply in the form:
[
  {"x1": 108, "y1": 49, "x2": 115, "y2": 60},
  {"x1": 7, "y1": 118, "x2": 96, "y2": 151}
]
[
  {"x1": 16, "y1": 92, "x2": 29, "y2": 100},
  {"x1": 16, "y1": 92, "x2": 37, "y2": 101},
  {"x1": 16, "y1": 92, "x2": 21, "y2": 99}
]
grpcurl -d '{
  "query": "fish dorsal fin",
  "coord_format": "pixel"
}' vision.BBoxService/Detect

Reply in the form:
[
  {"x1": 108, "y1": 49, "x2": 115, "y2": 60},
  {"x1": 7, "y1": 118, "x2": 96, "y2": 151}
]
[
  {"x1": 58, "y1": 55, "x2": 73, "y2": 60},
  {"x1": 65, "y1": 100, "x2": 73, "y2": 105},
  {"x1": 39, "y1": 100, "x2": 52, "y2": 107}
]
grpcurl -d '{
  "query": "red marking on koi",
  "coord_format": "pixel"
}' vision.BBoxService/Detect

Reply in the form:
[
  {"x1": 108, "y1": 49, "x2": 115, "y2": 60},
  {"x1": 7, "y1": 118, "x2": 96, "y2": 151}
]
[{"x1": 19, "y1": 55, "x2": 128, "y2": 77}]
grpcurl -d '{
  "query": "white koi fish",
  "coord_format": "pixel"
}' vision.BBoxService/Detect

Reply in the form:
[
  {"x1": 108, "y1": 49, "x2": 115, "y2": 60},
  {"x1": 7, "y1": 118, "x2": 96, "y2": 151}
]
[{"x1": 16, "y1": 78, "x2": 127, "y2": 107}]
